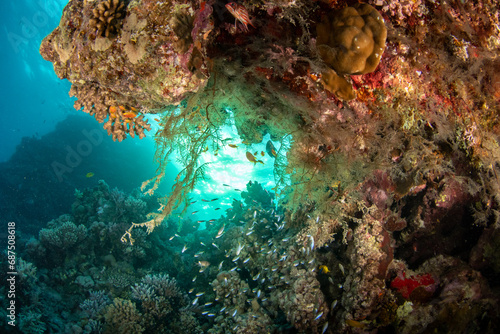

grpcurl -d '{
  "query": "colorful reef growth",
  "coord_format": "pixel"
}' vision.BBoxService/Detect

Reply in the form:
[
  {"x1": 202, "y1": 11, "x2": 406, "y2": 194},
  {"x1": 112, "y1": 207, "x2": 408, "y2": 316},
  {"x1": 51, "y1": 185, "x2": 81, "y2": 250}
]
[{"x1": 34, "y1": 0, "x2": 500, "y2": 333}]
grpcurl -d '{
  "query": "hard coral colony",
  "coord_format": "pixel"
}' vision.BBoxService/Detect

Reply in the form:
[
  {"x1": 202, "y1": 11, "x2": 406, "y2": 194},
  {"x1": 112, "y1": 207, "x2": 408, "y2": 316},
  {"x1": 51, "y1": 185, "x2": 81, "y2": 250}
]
[{"x1": 31, "y1": 0, "x2": 500, "y2": 333}]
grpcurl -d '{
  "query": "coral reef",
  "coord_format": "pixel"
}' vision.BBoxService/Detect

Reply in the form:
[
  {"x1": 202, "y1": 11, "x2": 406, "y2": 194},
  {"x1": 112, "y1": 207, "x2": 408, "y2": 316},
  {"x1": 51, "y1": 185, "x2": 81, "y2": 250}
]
[
  {"x1": 27, "y1": 0, "x2": 500, "y2": 333},
  {"x1": 40, "y1": 0, "x2": 213, "y2": 141}
]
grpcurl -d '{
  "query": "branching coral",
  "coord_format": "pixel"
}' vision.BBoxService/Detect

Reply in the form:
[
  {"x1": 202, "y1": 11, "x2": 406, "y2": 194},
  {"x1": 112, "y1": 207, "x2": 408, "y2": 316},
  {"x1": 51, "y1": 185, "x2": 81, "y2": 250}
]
[
  {"x1": 39, "y1": 219, "x2": 87, "y2": 250},
  {"x1": 104, "y1": 298, "x2": 144, "y2": 334},
  {"x1": 89, "y1": 0, "x2": 126, "y2": 39},
  {"x1": 80, "y1": 290, "x2": 112, "y2": 319},
  {"x1": 70, "y1": 83, "x2": 151, "y2": 142}
]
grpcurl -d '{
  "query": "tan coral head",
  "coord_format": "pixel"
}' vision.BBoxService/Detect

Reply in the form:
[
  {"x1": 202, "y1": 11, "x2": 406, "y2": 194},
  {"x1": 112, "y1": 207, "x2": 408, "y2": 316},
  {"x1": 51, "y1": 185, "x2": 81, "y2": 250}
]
[{"x1": 317, "y1": 4, "x2": 387, "y2": 75}]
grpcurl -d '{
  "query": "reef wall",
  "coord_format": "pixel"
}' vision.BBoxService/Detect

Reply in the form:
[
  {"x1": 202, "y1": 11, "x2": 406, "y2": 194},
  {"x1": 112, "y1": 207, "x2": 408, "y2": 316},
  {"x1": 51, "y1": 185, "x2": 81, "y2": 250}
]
[{"x1": 34, "y1": 0, "x2": 500, "y2": 332}]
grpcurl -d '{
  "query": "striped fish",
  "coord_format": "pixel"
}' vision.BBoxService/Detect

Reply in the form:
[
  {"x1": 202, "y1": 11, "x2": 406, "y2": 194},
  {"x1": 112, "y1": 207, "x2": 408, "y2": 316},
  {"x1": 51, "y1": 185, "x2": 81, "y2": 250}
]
[{"x1": 225, "y1": 2, "x2": 255, "y2": 32}]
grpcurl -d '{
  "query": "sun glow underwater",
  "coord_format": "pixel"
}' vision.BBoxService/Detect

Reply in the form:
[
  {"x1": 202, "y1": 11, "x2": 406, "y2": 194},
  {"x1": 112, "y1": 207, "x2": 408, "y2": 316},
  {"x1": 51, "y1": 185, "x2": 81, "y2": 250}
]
[{"x1": 146, "y1": 107, "x2": 291, "y2": 228}]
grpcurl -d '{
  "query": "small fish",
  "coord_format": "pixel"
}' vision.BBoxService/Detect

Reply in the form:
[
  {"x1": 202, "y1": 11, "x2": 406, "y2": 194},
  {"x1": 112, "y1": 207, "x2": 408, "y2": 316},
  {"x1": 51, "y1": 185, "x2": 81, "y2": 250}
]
[
  {"x1": 192, "y1": 297, "x2": 199, "y2": 305},
  {"x1": 189, "y1": 288, "x2": 194, "y2": 293},
  {"x1": 196, "y1": 292, "x2": 205, "y2": 297},
  {"x1": 346, "y1": 319, "x2": 365, "y2": 328},
  {"x1": 207, "y1": 313, "x2": 215, "y2": 317},
  {"x1": 236, "y1": 242, "x2": 244, "y2": 255},
  {"x1": 339, "y1": 263, "x2": 345, "y2": 276},
  {"x1": 322, "y1": 322, "x2": 329, "y2": 334},
  {"x1": 204, "y1": 302, "x2": 213, "y2": 307},
  {"x1": 169, "y1": 235, "x2": 175, "y2": 241},
  {"x1": 191, "y1": 211, "x2": 199, "y2": 215},
  {"x1": 154, "y1": 118, "x2": 160, "y2": 122},
  {"x1": 198, "y1": 260, "x2": 210, "y2": 268},
  {"x1": 226, "y1": 2, "x2": 255, "y2": 32},
  {"x1": 314, "y1": 312, "x2": 323, "y2": 321},
  {"x1": 228, "y1": 144, "x2": 238, "y2": 148},
  {"x1": 223, "y1": 183, "x2": 230, "y2": 187},
  {"x1": 216, "y1": 224, "x2": 225, "y2": 238},
  {"x1": 232, "y1": 256, "x2": 240, "y2": 262},
  {"x1": 208, "y1": 219, "x2": 216, "y2": 223},
  {"x1": 218, "y1": 261, "x2": 224, "y2": 270},
  {"x1": 202, "y1": 311, "x2": 209, "y2": 315},
  {"x1": 232, "y1": 309, "x2": 237, "y2": 317},
  {"x1": 331, "y1": 300, "x2": 338, "y2": 310},
  {"x1": 308, "y1": 234, "x2": 315, "y2": 251},
  {"x1": 243, "y1": 257, "x2": 250, "y2": 264},
  {"x1": 201, "y1": 199, "x2": 210, "y2": 202},
  {"x1": 266, "y1": 140, "x2": 277, "y2": 157},
  {"x1": 86, "y1": 172, "x2": 94, "y2": 178},
  {"x1": 122, "y1": 111, "x2": 137, "y2": 118},
  {"x1": 214, "y1": 207, "x2": 221, "y2": 210},
  {"x1": 192, "y1": 275, "x2": 197, "y2": 282},
  {"x1": 319, "y1": 265, "x2": 330, "y2": 274},
  {"x1": 246, "y1": 152, "x2": 264, "y2": 165},
  {"x1": 182, "y1": 245, "x2": 188, "y2": 253},
  {"x1": 212, "y1": 243, "x2": 220, "y2": 250},
  {"x1": 260, "y1": 151, "x2": 265, "y2": 156},
  {"x1": 220, "y1": 306, "x2": 226, "y2": 313}
]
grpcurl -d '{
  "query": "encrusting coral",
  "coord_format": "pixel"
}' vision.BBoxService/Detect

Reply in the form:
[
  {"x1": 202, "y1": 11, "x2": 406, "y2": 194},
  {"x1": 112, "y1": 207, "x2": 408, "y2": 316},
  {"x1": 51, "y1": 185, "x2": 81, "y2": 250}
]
[{"x1": 89, "y1": 0, "x2": 126, "y2": 39}]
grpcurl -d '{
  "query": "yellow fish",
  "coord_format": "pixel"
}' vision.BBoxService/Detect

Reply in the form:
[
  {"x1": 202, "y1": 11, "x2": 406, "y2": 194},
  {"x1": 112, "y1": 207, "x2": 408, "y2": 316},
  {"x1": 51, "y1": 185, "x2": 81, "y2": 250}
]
[
  {"x1": 246, "y1": 152, "x2": 264, "y2": 165},
  {"x1": 122, "y1": 111, "x2": 137, "y2": 119},
  {"x1": 86, "y1": 172, "x2": 94, "y2": 178},
  {"x1": 346, "y1": 319, "x2": 365, "y2": 328},
  {"x1": 319, "y1": 265, "x2": 330, "y2": 274}
]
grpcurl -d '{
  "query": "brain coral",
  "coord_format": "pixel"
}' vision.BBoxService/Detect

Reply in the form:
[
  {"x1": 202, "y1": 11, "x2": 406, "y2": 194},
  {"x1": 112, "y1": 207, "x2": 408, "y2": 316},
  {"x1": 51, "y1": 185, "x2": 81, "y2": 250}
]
[{"x1": 316, "y1": 3, "x2": 387, "y2": 75}]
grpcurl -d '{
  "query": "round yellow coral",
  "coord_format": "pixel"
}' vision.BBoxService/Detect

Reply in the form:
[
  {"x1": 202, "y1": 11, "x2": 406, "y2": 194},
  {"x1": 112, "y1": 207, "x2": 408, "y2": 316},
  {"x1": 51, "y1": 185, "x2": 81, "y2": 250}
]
[{"x1": 316, "y1": 4, "x2": 387, "y2": 75}]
